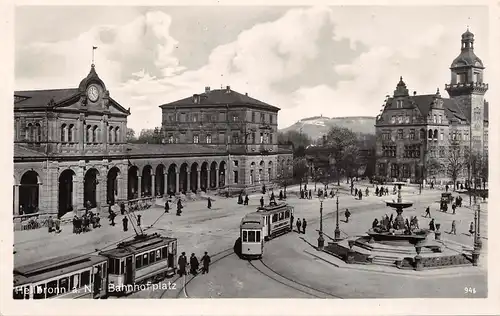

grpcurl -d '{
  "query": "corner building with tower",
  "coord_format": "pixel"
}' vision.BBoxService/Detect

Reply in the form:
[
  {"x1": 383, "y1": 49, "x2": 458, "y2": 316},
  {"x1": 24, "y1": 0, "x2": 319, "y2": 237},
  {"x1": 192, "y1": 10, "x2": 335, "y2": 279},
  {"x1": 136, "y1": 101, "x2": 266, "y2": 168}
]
[
  {"x1": 13, "y1": 65, "x2": 292, "y2": 218},
  {"x1": 374, "y1": 29, "x2": 489, "y2": 183}
]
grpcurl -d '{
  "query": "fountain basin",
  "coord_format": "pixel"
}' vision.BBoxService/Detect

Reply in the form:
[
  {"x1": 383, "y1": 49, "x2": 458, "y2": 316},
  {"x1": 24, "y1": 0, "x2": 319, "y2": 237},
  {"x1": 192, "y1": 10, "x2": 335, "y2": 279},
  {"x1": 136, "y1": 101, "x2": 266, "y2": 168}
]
[
  {"x1": 385, "y1": 201, "x2": 413, "y2": 209},
  {"x1": 366, "y1": 229, "x2": 429, "y2": 246}
]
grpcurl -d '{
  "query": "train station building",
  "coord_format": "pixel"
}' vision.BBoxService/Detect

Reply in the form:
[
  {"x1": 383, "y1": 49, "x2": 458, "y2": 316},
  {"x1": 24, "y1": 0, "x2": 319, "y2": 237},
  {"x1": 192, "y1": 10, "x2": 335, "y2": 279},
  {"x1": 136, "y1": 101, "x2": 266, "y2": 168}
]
[{"x1": 13, "y1": 64, "x2": 293, "y2": 217}]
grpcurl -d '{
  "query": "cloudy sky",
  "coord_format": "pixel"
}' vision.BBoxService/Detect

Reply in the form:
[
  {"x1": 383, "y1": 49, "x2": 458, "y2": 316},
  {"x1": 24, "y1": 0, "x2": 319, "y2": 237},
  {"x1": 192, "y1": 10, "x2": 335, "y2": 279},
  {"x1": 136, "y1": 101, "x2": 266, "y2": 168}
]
[{"x1": 15, "y1": 6, "x2": 489, "y2": 133}]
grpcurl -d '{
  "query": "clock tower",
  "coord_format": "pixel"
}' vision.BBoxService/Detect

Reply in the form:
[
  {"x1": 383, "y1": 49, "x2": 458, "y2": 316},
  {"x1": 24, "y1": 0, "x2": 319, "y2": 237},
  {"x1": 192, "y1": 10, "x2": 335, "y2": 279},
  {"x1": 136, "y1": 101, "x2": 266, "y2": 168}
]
[{"x1": 445, "y1": 28, "x2": 488, "y2": 153}]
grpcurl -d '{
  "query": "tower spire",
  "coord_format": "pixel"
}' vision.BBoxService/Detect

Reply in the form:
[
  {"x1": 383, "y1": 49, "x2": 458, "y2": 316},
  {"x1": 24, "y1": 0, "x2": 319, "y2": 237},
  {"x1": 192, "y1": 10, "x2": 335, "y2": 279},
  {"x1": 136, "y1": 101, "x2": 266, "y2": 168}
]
[{"x1": 92, "y1": 46, "x2": 98, "y2": 66}]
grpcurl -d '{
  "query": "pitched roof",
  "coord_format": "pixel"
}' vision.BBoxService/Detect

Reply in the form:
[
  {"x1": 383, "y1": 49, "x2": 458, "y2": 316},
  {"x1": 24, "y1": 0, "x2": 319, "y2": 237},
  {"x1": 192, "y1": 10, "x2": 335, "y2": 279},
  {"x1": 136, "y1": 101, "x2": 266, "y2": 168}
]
[
  {"x1": 160, "y1": 87, "x2": 280, "y2": 111},
  {"x1": 125, "y1": 143, "x2": 228, "y2": 156},
  {"x1": 14, "y1": 144, "x2": 47, "y2": 158},
  {"x1": 14, "y1": 89, "x2": 79, "y2": 108}
]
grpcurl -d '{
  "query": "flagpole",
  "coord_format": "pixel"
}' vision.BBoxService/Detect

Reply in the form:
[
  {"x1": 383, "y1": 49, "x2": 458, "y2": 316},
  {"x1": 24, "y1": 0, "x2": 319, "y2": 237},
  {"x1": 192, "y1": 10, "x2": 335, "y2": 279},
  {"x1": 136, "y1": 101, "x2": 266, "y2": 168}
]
[{"x1": 92, "y1": 46, "x2": 98, "y2": 66}]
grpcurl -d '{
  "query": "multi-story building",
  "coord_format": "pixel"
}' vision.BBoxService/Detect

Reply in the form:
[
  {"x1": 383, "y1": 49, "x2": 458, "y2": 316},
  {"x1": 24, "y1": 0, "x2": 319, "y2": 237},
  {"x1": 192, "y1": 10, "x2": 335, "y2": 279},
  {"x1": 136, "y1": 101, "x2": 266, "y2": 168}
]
[
  {"x1": 375, "y1": 29, "x2": 488, "y2": 183},
  {"x1": 13, "y1": 65, "x2": 292, "y2": 218}
]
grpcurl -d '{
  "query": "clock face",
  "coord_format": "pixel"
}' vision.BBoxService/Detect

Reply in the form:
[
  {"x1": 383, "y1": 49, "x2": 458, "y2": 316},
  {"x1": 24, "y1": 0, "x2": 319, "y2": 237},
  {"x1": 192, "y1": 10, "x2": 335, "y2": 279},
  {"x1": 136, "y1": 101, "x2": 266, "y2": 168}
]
[{"x1": 87, "y1": 85, "x2": 99, "y2": 102}]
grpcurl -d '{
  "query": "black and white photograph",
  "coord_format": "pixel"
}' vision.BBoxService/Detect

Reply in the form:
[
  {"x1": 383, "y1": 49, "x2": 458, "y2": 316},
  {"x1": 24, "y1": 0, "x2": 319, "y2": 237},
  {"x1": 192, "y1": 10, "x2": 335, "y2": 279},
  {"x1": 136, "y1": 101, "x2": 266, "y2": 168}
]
[{"x1": 2, "y1": 2, "x2": 499, "y2": 315}]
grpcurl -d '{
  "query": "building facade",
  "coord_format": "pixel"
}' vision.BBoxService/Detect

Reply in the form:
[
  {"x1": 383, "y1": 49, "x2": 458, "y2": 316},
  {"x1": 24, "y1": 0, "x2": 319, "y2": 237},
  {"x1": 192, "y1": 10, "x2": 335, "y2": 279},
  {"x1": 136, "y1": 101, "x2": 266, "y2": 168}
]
[
  {"x1": 375, "y1": 29, "x2": 488, "y2": 183},
  {"x1": 13, "y1": 65, "x2": 292, "y2": 217}
]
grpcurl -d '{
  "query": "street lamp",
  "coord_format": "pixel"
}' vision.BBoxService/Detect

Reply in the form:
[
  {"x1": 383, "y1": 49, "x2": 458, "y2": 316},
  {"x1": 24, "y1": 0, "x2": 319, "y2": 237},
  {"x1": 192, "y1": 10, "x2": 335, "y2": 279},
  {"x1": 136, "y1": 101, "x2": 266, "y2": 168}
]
[
  {"x1": 476, "y1": 203, "x2": 482, "y2": 250},
  {"x1": 317, "y1": 195, "x2": 325, "y2": 249},
  {"x1": 334, "y1": 189, "x2": 341, "y2": 240}
]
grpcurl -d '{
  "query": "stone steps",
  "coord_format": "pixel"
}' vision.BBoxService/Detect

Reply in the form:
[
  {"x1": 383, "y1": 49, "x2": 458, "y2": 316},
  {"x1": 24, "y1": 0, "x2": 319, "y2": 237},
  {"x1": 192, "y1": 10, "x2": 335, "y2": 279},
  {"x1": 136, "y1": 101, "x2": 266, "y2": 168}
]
[{"x1": 372, "y1": 256, "x2": 397, "y2": 267}]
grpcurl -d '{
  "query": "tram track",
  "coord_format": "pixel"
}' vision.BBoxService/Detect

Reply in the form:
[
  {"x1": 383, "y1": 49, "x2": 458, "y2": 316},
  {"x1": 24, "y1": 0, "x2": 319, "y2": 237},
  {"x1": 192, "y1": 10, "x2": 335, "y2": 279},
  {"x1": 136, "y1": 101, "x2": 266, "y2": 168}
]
[{"x1": 248, "y1": 259, "x2": 343, "y2": 299}]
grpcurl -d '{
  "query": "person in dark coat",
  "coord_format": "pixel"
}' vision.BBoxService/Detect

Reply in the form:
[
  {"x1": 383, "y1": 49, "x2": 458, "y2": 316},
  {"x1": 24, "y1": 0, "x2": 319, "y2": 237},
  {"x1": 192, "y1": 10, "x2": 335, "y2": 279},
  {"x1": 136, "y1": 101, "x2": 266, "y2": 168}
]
[
  {"x1": 372, "y1": 218, "x2": 379, "y2": 229},
  {"x1": 296, "y1": 218, "x2": 301, "y2": 233},
  {"x1": 47, "y1": 216, "x2": 54, "y2": 233},
  {"x1": 345, "y1": 209, "x2": 351, "y2": 223},
  {"x1": 122, "y1": 216, "x2": 128, "y2": 232},
  {"x1": 201, "y1": 252, "x2": 211, "y2": 274},
  {"x1": 309, "y1": 189, "x2": 312, "y2": 200},
  {"x1": 109, "y1": 211, "x2": 116, "y2": 226},
  {"x1": 290, "y1": 214, "x2": 294, "y2": 230},
  {"x1": 54, "y1": 217, "x2": 61, "y2": 233},
  {"x1": 365, "y1": 188, "x2": 369, "y2": 197},
  {"x1": 302, "y1": 219, "x2": 307, "y2": 234},
  {"x1": 358, "y1": 190, "x2": 362, "y2": 200},
  {"x1": 260, "y1": 196, "x2": 264, "y2": 208},
  {"x1": 189, "y1": 253, "x2": 199, "y2": 275},
  {"x1": 375, "y1": 186, "x2": 379, "y2": 196},
  {"x1": 238, "y1": 193, "x2": 243, "y2": 205},
  {"x1": 207, "y1": 198, "x2": 212, "y2": 209},
  {"x1": 120, "y1": 202, "x2": 126, "y2": 215},
  {"x1": 279, "y1": 190, "x2": 283, "y2": 200},
  {"x1": 424, "y1": 206, "x2": 431, "y2": 218},
  {"x1": 429, "y1": 218, "x2": 435, "y2": 231},
  {"x1": 165, "y1": 200, "x2": 170, "y2": 213},
  {"x1": 72, "y1": 215, "x2": 78, "y2": 233},
  {"x1": 176, "y1": 199, "x2": 183, "y2": 216},
  {"x1": 178, "y1": 252, "x2": 187, "y2": 276},
  {"x1": 137, "y1": 214, "x2": 141, "y2": 227},
  {"x1": 354, "y1": 188, "x2": 358, "y2": 196},
  {"x1": 244, "y1": 194, "x2": 249, "y2": 205},
  {"x1": 452, "y1": 203, "x2": 456, "y2": 214}
]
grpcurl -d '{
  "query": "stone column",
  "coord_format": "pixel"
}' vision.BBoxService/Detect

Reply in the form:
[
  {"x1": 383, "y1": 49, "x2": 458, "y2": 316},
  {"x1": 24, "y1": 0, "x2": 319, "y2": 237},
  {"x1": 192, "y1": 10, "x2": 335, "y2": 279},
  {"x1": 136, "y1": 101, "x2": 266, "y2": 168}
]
[
  {"x1": 72, "y1": 174, "x2": 78, "y2": 211},
  {"x1": 215, "y1": 168, "x2": 219, "y2": 189},
  {"x1": 175, "y1": 172, "x2": 180, "y2": 194},
  {"x1": 138, "y1": 176, "x2": 142, "y2": 198},
  {"x1": 196, "y1": 170, "x2": 201, "y2": 192},
  {"x1": 164, "y1": 172, "x2": 168, "y2": 196},
  {"x1": 96, "y1": 175, "x2": 102, "y2": 208},
  {"x1": 151, "y1": 173, "x2": 156, "y2": 197},
  {"x1": 187, "y1": 172, "x2": 191, "y2": 193},
  {"x1": 13, "y1": 184, "x2": 19, "y2": 215}
]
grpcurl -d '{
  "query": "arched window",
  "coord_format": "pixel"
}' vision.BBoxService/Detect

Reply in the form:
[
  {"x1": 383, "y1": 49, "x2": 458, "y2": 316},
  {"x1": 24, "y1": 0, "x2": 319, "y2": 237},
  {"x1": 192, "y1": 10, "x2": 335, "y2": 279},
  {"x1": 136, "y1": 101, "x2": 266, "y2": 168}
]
[
  {"x1": 428, "y1": 129, "x2": 432, "y2": 139},
  {"x1": 433, "y1": 129, "x2": 438, "y2": 140},
  {"x1": 61, "y1": 124, "x2": 67, "y2": 142},
  {"x1": 109, "y1": 126, "x2": 114, "y2": 143},
  {"x1": 86, "y1": 125, "x2": 92, "y2": 143},
  {"x1": 26, "y1": 123, "x2": 33, "y2": 141},
  {"x1": 433, "y1": 115, "x2": 437, "y2": 123},
  {"x1": 92, "y1": 126, "x2": 98, "y2": 143},
  {"x1": 115, "y1": 127, "x2": 120, "y2": 143},
  {"x1": 68, "y1": 124, "x2": 74, "y2": 142},
  {"x1": 35, "y1": 123, "x2": 41, "y2": 142},
  {"x1": 419, "y1": 129, "x2": 426, "y2": 140}
]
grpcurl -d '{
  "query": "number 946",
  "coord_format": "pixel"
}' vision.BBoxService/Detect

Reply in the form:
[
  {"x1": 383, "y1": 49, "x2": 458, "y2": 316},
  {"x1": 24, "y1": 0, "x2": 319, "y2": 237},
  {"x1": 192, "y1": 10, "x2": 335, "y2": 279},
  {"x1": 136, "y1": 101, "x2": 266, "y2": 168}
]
[{"x1": 464, "y1": 287, "x2": 476, "y2": 294}]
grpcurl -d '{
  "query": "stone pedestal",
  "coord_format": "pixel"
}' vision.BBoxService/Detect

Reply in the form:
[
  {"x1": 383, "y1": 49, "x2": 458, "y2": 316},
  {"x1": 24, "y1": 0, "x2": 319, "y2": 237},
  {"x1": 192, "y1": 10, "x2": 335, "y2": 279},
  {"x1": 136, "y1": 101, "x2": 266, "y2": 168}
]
[{"x1": 414, "y1": 246, "x2": 423, "y2": 270}]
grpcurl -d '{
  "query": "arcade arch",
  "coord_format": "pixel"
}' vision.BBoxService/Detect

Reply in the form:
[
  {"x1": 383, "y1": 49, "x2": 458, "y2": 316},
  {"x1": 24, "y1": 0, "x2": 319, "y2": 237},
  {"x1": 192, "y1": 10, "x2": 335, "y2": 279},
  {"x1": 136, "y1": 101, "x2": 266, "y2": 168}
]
[{"x1": 19, "y1": 170, "x2": 39, "y2": 214}]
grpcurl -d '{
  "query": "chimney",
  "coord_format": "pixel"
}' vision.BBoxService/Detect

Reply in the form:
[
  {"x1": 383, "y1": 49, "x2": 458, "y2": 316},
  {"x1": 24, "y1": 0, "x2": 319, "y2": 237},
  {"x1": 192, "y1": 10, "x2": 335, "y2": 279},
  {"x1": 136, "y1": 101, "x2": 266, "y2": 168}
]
[
  {"x1": 413, "y1": 91, "x2": 417, "y2": 96},
  {"x1": 205, "y1": 86, "x2": 210, "y2": 93},
  {"x1": 226, "y1": 85, "x2": 231, "y2": 94}
]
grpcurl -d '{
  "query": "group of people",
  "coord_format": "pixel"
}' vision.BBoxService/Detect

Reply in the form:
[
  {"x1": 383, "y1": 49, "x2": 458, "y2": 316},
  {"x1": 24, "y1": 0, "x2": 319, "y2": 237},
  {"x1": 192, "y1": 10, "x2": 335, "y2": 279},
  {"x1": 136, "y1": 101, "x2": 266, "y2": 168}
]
[
  {"x1": 295, "y1": 218, "x2": 307, "y2": 234},
  {"x1": 372, "y1": 213, "x2": 420, "y2": 234},
  {"x1": 72, "y1": 211, "x2": 101, "y2": 234},
  {"x1": 177, "y1": 251, "x2": 212, "y2": 276},
  {"x1": 237, "y1": 192, "x2": 250, "y2": 205},
  {"x1": 47, "y1": 216, "x2": 62, "y2": 234},
  {"x1": 374, "y1": 186, "x2": 390, "y2": 197},
  {"x1": 352, "y1": 188, "x2": 365, "y2": 200}
]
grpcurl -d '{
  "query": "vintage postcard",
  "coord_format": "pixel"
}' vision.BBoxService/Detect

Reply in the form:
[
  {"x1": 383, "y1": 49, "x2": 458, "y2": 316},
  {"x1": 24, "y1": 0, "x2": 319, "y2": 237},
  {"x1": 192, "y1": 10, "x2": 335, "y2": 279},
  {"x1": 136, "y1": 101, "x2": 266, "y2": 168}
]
[{"x1": 1, "y1": 1, "x2": 499, "y2": 315}]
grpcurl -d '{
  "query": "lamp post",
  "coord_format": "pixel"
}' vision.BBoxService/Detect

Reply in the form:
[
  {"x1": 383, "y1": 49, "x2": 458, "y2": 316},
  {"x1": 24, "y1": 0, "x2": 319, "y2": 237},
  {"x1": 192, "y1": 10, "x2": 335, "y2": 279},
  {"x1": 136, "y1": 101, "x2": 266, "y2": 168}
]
[
  {"x1": 476, "y1": 203, "x2": 482, "y2": 250},
  {"x1": 317, "y1": 195, "x2": 325, "y2": 249},
  {"x1": 334, "y1": 189, "x2": 341, "y2": 240}
]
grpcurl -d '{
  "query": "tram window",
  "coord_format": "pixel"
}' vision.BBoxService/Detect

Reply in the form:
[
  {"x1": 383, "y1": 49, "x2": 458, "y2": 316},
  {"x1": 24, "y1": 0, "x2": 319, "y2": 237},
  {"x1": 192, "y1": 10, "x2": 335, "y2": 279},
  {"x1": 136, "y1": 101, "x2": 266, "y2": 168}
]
[
  {"x1": 285, "y1": 211, "x2": 290, "y2": 218},
  {"x1": 243, "y1": 231, "x2": 248, "y2": 242},
  {"x1": 256, "y1": 231, "x2": 261, "y2": 242},
  {"x1": 156, "y1": 249, "x2": 161, "y2": 260},
  {"x1": 143, "y1": 253, "x2": 149, "y2": 266},
  {"x1": 33, "y1": 283, "x2": 46, "y2": 299},
  {"x1": 279, "y1": 212, "x2": 284, "y2": 220},
  {"x1": 81, "y1": 271, "x2": 90, "y2": 287},
  {"x1": 70, "y1": 274, "x2": 79, "y2": 290},
  {"x1": 248, "y1": 231, "x2": 256, "y2": 242},
  {"x1": 46, "y1": 280, "x2": 58, "y2": 298},
  {"x1": 149, "y1": 251, "x2": 155, "y2": 264},
  {"x1": 136, "y1": 255, "x2": 142, "y2": 269},
  {"x1": 59, "y1": 277, "x2": 70, "y2": 293},
  {"x1": 121, "y1": 260, "x2": 125, "y2": 274},
  {"x1": 108, "y1": 258, "x2": 119, "y2": 274},
  {"x1": 162, "y1": 246, "x2": 168, "y2": 259},
  {"x1": 272, "y1": 214, "x2": 278, "y2": 223}
]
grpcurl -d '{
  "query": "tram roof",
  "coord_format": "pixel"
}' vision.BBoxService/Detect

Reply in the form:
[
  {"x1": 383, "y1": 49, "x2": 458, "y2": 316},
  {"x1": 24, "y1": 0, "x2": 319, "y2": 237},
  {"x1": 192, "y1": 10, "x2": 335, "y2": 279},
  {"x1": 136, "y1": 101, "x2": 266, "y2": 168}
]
[
  {"x1": 256, "y1": 202, "x2": 290, "y2": 213},
  {"x1": 99, "y1": 233, "x2": 176, "y2": 258},
  {"x1": 14, "y1": 253, "x2": 107, "y2": 286}
]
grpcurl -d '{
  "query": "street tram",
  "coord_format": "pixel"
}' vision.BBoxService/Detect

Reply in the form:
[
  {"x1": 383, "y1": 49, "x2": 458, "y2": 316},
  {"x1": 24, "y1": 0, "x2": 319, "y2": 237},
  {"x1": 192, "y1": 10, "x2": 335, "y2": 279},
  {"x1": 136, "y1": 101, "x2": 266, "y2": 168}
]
[
  {"x1": 99, "y1": 233, "x2": 177, "y2": 296},
  {"x1": 240, "y1": 203, "x2": 294, "y2": 259},
  {"x1": 14, "y1": 253, "x2": 108, "y2": 299}
]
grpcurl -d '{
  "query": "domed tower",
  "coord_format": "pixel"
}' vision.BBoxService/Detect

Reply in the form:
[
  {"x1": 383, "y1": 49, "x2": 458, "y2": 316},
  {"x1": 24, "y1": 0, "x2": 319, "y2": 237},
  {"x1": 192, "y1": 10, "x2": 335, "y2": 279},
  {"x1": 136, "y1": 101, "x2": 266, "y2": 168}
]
[{"x1": 445, "y1": 28, "x2": 488, "y2": 153}]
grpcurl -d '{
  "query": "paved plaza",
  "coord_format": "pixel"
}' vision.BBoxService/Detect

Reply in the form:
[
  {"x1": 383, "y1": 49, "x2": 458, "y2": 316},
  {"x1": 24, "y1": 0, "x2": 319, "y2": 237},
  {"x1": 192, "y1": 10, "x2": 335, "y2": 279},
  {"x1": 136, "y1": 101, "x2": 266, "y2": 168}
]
[{"x1": 13, "y1": 182, "x2": 488, "y2": 298}]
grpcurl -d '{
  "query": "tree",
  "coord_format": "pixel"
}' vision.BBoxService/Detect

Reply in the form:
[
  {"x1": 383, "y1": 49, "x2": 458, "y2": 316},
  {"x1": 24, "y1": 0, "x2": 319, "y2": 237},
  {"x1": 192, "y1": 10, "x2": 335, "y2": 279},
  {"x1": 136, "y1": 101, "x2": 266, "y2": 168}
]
[
  {"x1": 443, "y1": 145, "x2": 466, "y2": 190},
  {"x1": 136, "y1": 128, "x2": 162, "y2": 144},
  {"x1": 292, "y1": 157, "x2": 309, "y2": 190},
  {"x1": 425, "y1": 157, "x2": 442, "y2": 180},
  {"x1": 278, "y1": 130, "x2": 311, "y2": 157},
  {"x1": 126, "y1": 128, "x2": 136, "y2": 142},
  {"x1": 323, "y1": 126, "x2": 359, "y2": 185}
]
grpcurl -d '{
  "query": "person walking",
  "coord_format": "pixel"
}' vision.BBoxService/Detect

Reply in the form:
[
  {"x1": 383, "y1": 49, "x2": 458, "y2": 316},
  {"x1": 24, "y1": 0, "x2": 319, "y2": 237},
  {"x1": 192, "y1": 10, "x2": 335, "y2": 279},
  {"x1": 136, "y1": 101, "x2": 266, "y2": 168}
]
[
  {"x1": 201, "y1": 252, "x2": 211, "y2": 274},
  {"x1": 296, "y1": 218, "x2": 302, "y2": 233},
  {"x1": 164, "y1": 200, "x2": 170, "y2": 213},
  {"x1": 122, "y1": 216, "x2": 128, "y2": 232},
  {"x1": 345, "y1": 209, "x2": 351, "y2": 223},
  {"x1": 358, "y1": 190, "x2": 362, "y2": 200},
  {"x1": 452, "y1": 203, "x2": 456, "y2": 214},
  {"x1": 178, "y1": 252, "x2": 187, "y2": 276},
  {"x1": 189, "y1": 253, "x2": 199, "y2": 275},
  {"x1": 260, "y1": 196, "x2": 264, "y2": 208},
  {"x1": 309, "y1": 189, "x2": 312, "y2": 200},
  {"x1": 176, "y1": 199, "x2": 183, "y2": 216},
  {"x1": 450, "y1": 220, "x2": 457, "y2": 235},
  {"x1": 47, "y1": 216, "x2": 54, "y2": 233},
  {"x1": 244, "y1": 194, "x2": 249, "y2": 205},
  {"x1": 120, "y1": 202, "x2": 126, "y2": 215},
  {"x1": 302, "y1": 218, "x2": 307, "y2": 234},
  {"x1": 424, "y1": 206, "x2": 431, "y2": 218},
  {"x1": 137, "y1": 214, "x2": 141, "y2": 227},
  {"x1": 429, "y1": 218, "x2": 435, "y2": 231},
  {"x1": 109, "y1": 210, "x2": 116, "y2": 226},
  {"x1": 207, "y1": 197, "x2": 212, "y2": 209},
  {"x1": 54, "y1": 217, "x2": 61, "y2": 233},
  {"x1": 469, "y1": 221, "x2": 475, "y2": 236}
]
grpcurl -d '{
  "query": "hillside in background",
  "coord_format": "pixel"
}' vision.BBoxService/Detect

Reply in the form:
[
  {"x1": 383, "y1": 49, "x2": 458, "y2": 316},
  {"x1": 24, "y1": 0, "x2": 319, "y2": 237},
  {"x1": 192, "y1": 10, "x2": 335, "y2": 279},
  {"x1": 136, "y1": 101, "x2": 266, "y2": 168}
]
[{"x1": 280, "y1": 116, "x2": 376, "y2": 140}]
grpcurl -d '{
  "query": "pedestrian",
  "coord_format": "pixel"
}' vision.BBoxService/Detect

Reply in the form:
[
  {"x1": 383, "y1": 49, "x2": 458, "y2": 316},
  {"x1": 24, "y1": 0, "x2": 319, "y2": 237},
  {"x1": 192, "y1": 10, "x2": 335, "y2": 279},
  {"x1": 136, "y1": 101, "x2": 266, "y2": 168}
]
[
  {"x1": 207, "y1": 197, "x2": 212, "y2": 209},
  {"x1": 358, "y1": 190, "x2": 362, "y2": 200},
  {"x1": 309, "y1": 189, "x2": 312, "y2": 200},
  {"x1": 445, "y1": 184, "x2": 449, "y2": 192},
  {"x1": 262, "y1": 184, "x2": 266, "y2": 194},
  {"x1": 385, "y1": 187, "x2": 389, "y2": 195},
  {"x1": 345, "y1": 209, "x2": 351, "y2": 223},
  {"x1": 279, "y1": 190, "x2": 283, "y2": 200},
  {"x1": 372, "y1": 218, "x2": 379, "y2": 229},
  {"x1": 178, "y1": 252, "x2": 187, "y2": 276},
  {"x1": 54, "y1": 217, "x2": 61, "y2": 233},
  {"x1": 75, "y1": 216, "x2": 82, "y2": 234},
  {"x1": 450, "y1": 220, "x2": 457, "y2": 235},
  {"x1": 165, "y1": 200, "x2": 170, "y2": 213},
  {"x1": 429, "y1": 218, "x2": 435, "y2": 231},
  {"x1": 122, "y1": 216, "x2": 128, "y2": 232},
  {"x1": 452, "y1": 203, "x2": 456, "y2": 214},
  {"x1": 302, "y1": 218, "x2": 307, "y2": 234},
  {"x1": 365, "y1": 187, "x2": 369, "y2": 197},
  {"x1": 296, "y1": 218, "x2": 302, "y2": 233},
  {"x1": 260, "y1": 196, "x2": 264, "y2": 208},
  {"x1": 189, "y1": 253, "x2": 199, "y2": 275},
  {"x1": 109, "y1": 211, "x2": 116, "y2": 226},
  {"x1": 355, "y1": 188, "x2": 358, "y2": 196},
  {"x1": 375, "y1": 186, "x2": 379, "y2": 196},
  {"x1": 94, "y1": 213, "x2": 101, "y2": 228},
  {"x1": 72, "y1": 215, "x2": 78, "y2": 233},
  {"x1": 137, "y1": 214, "x2": 141, "y2": 227},
  {"x1": 120, "y1": 202, "x2": 126, "y2": 215},
  {"x1": 424, "y1": 206, "x2": 431, "y2": 218},
  {"x1": 176, "y1": 199, "x2": 183, "y2": 216},
  {"x1": 290, "y1": 214, "x2": 294, "y2": 230},
  {"x1": 201, "y1": 252, "x2": 211, "y2": 274},
  {"x1": 238, "y1": 193, "x2": 243, "y2": 205},
  {"x1": 469, "y1": 221, "x2": 475, "y2": 236},
  {"x1": 330, "y1": 189, "x2": 334, "y2": 198},
  {"x1": 47, "y1": 216, "x2": 54, "y2": 233},
  {"x1": 244, "y1": 194, "x2": 249, "y2": 205}
]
